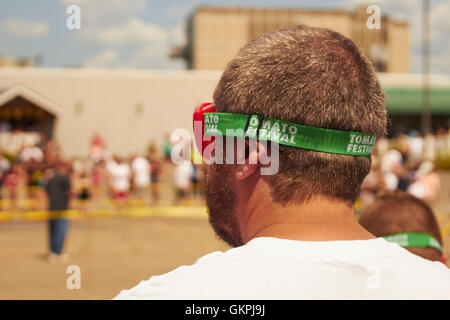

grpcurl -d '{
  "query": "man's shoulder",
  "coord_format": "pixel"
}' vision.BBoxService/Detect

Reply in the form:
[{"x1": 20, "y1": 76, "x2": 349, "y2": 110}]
[
  {"x1": 113, "y1": 250, "x2": 233, "y2": 300},
  {"x1": 388, "y1": 247, "x2": 450, "y2": 280},
  {"x1": 364, "y1": 241, "x2": 450, "y2": 298},
  {"x1": 113, "y1": 238, "x2": 450, "y2": 300}
]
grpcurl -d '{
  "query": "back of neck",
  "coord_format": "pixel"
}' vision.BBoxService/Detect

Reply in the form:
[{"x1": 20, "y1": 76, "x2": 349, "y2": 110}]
[{"x1": 240, "y1": 195, "x2": 375, "y2": 244}]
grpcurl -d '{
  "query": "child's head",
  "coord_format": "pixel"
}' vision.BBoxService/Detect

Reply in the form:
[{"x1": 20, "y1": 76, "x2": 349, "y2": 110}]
[{"x1": 359, "y1": 191, "x2": 445, "y2": 264}]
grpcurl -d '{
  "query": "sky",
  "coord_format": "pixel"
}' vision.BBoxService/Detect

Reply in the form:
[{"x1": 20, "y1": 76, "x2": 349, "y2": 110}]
[{"x1": 0, "y1": 0, "x2": 449, "y2": 73}]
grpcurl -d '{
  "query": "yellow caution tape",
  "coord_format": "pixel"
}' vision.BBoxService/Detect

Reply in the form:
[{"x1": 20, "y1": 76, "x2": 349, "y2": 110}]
[{"x1": 0, "y1": 206, "x2": 208, "y2": 222}]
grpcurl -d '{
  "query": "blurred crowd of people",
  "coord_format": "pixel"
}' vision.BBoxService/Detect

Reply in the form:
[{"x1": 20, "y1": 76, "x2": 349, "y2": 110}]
[
  {"x1": 359, "y1": 131, "x2": 443, "y2": 213},
  {"x1": 0, "y1": 133, "x2": 206, "y2": 212},
  {"x1": 0, "y1": 129, "x2": 447, "y2": 213}
]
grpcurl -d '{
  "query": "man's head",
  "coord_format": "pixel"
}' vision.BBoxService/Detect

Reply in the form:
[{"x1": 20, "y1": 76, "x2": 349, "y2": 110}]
[
  {"x1": 206, "y1": 25, "x2": 387, "y2": 247},
  {"x1": 359, "y1": 191, "x2": 444, "y2": 262}
]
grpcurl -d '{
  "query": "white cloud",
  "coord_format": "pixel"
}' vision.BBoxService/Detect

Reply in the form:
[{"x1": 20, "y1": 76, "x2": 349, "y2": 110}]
[
  {"x1": 61, "y1": 0, "x2": 147, "y2": 25},
  {"x1": 170, "y1": 23, "x2": 186, "y2": 45},
  {"x1": 82, "y1": 19, "x2": 168, "y2": 44},
  {"x1": 429, "y1": 1, "x2": 450, "y2": 73},
  {"x1": 60, "y1": 0, "x2": 187, "y2": 69},
  {"x1": 430, "y1": 48, "x2": 450, "y2": 74},
  {"x1": 429, "y1": 1, "x2": 450, "y2": 45},
  {"x1": 83, "y1": 50, "x2": 118, "y2": 68},
  {"x1": 165, "y1": 4, "x2": 192, "y2": 20},
  {"x1": 79, "y1": 18, "x2": 185, "y2": 69},
  {"x1": 119, "y1": 44, "x2": 184, "y2": 70},
  {"x1": 1, "y1": 18, "x2": 49, "y2": 37},
  {"x1": 128, "y1": 44, "x2": 167, "y2": 67}
]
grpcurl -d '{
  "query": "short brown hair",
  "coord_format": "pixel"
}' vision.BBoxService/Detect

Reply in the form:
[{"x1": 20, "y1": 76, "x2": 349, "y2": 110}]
[
  {"x1": 359, "y1": 191, "x2": 443, "y2": 261},
  {"x1": 213, "y1": 25, "x2": 387, "y2": 205}
]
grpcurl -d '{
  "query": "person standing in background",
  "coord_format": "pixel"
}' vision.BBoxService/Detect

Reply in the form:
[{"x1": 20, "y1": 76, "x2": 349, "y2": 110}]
[
  {"x1": 73, "y1": 166, "x2": 92, "y2": 213},
  {"x1": 359, "y1": 191, "x2": 446, "y2": 264},
  {"x1": 3, "y1": 163, "x2": 21, "y2": 211},
  {"x1": 408, "y1": 130, "x2": 424, "y2": 167},
  {"x1": 162, "y1": 134, "x2": 172, "y2": 162},
  {"x1": 106, "y1": 156, "x2": 131, "y2": 210},
  {"x1": 148, "y1": 142, "x2": 161, "y2": 205},
  {"x1": 408, "y1": 161, "x2": 441, "y2": 204},
  {"x1": 173, "y1": 159, "x2": 193, "y2": 205},
  {"x1": 0, "y1": 153, "x2": 11, "y2": 204},
  {"x1": 131, "y1": 155, "x2": 151, "y2": 203},
  {"x1": 395, "y1": 135, "x2": 412, "y2": 191},
  {"x1": 45, "y1": 161, "x2": 72, "y2": 263}
]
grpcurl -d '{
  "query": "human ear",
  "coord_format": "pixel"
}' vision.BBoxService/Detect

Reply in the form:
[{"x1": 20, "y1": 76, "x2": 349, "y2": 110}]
[
  {"x1": 235, "y1": 140, "x2": 268, "y2": 180},
  {"x1": 235, "y1": 162, "x2": 258, "y2": 180}
]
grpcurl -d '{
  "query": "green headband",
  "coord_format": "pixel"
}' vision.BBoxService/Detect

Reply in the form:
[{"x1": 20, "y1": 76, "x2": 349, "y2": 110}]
[
  {"x1": 203, "y1": 113, "x2": 376, "y2": 157},
  {"x1": 382, "y1": 232, "x2": 443, "y2": 253}
]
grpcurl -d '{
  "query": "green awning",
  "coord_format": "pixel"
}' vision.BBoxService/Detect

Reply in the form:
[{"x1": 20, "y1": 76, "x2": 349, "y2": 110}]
[{"x1": 383, "y1": 87, "x2": 450, "y2": 115}]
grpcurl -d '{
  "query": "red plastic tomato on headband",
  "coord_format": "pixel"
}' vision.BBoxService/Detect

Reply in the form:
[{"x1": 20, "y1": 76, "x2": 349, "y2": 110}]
[{"x1": 193, "y1": 103, "x2": 216, "y2": 160}]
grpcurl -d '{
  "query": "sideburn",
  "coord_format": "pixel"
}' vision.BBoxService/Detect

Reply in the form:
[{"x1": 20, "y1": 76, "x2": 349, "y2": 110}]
[{"x1": 206, "y1": 164, "x2": 243, "y2": 247}]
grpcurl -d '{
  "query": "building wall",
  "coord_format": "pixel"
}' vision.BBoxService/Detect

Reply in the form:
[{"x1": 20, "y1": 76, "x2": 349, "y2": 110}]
[
  {"x1": 386, "y1": 20, "x2": 410, "y2": 73},
  {"x1": 193, "y1": 10, "x2": 250, "y2": 70},
  {"x1": 190, "y1": 7, "x2": 410, "y2": 73},
  {"x1": 0, "y1": 69, "x2": 221, "y2": 158}
]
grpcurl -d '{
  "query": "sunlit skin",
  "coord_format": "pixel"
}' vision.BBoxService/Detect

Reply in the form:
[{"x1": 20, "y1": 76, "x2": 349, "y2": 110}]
[
  {"x1": 207, "y1": 140, "x2": 375, "y2": 246},
  {"x1": 234, "y1": 176, "x2": 376, "y2": 244}
]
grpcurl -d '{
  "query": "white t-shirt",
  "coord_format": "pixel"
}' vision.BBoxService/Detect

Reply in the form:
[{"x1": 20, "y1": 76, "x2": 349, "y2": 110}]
[
  {"x1": 381, "y1": 149, "x2": 402, "y2": 173},
  {"x1": 131, "y1": 157, "x2": 150, "y2": 188},
  {"x1": 0, "y1": 158, "x2": 11, "y2": 173},
  {"x1": 408, "y1": 136, "x2": 424, "y2": 161},
  {"x1": 19, "y1": 146, "x2": 44, "y2": 162},
  {"x1": 114, "y1": 237, "x2": 450, "y2": 300},
  {"x1": 383, "y1": 172, "x2": 399, "y2": 191},
  {"x1": 108, "y1": 163, "x2": 131, "y2": 192},
  {"x1": 174, "y1": 160, "x2": 194, "y2": 190}
]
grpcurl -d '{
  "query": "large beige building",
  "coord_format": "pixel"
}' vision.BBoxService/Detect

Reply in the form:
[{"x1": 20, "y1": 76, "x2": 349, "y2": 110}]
[{"x1": 178, "y1": 6, "x2": 410, "y2": 73}]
